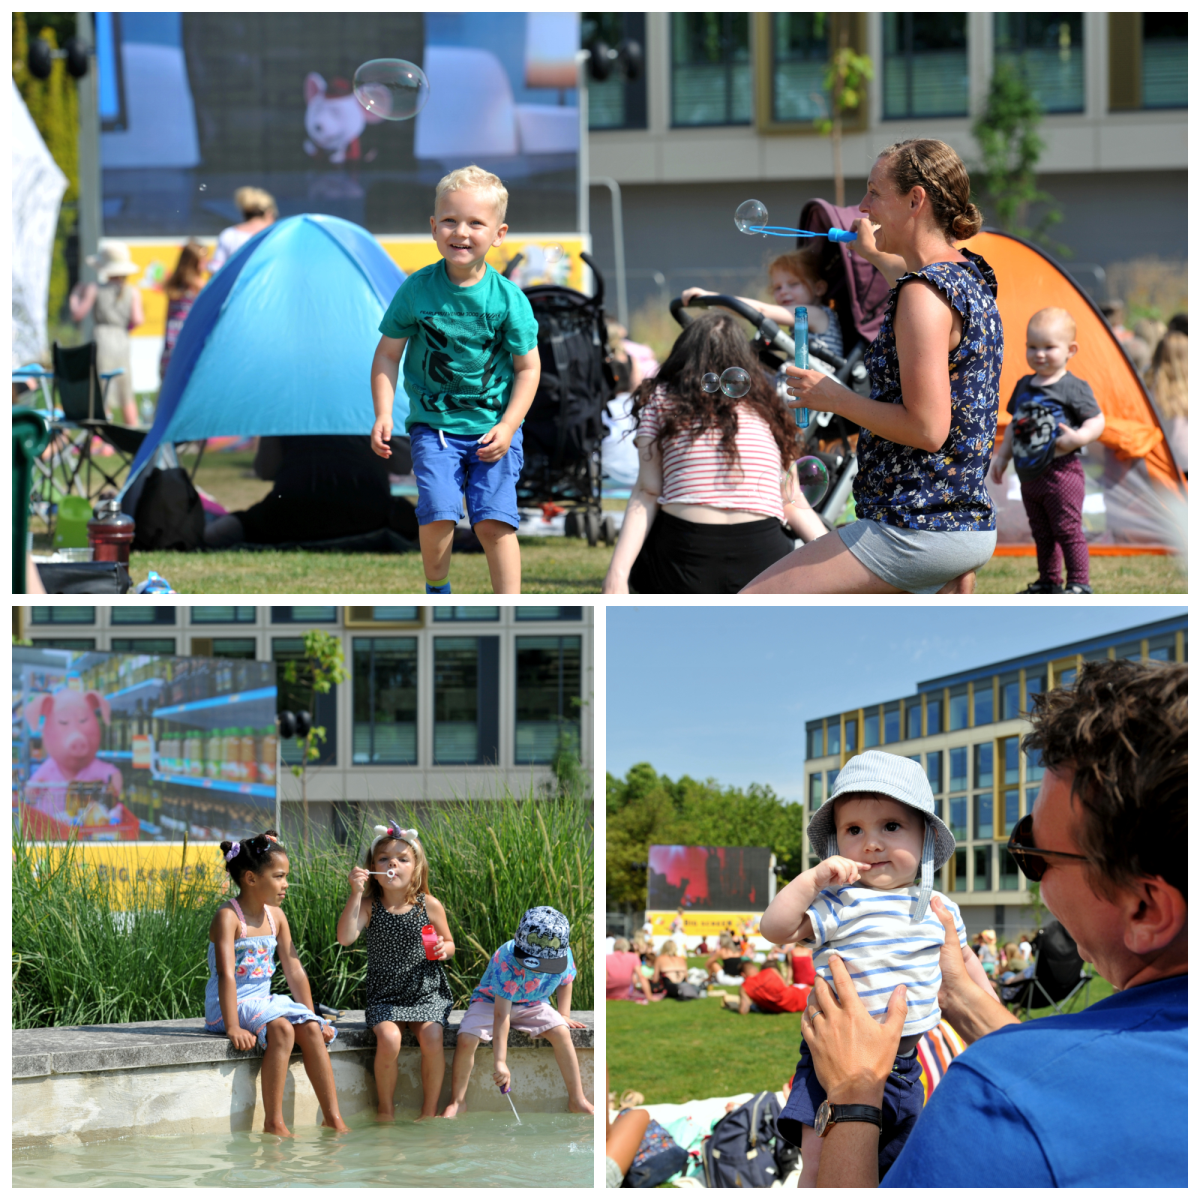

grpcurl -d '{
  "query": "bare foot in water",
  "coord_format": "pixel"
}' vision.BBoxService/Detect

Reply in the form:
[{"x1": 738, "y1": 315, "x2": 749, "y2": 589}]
[
  {"x1": 323, "y1": 1116, "x2": 352, "y2": 1133},
  {"x1": 440, "y1": 1100, "x2": 464, "y2": 1119},
  {"x1": 568, "y1": 1096, "x2": 595, "y2": 1115},
  {"x1": 263, "y1": 1118, "x2": 294, "y2": 1138},
  {"x1": 375, "y1": 1109, "x2": 396, "y2": 1122}
]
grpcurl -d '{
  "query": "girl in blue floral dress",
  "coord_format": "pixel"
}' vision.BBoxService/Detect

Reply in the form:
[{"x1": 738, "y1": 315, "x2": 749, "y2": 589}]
[
  {"x1": 206, "y1": 830, "x2": 348, "y2": 1136},
  {"x1": 743, "y1": 138, "x2": 1003, "y2": 595}
]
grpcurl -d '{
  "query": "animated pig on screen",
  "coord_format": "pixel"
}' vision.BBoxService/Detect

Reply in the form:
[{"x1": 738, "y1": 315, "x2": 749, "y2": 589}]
[
  {"x1": 303, "y1": 73, "x2": 382, "y2": 164},
  {"x1": 25, "y1": 689, "x2": 123, "y2": 806}
]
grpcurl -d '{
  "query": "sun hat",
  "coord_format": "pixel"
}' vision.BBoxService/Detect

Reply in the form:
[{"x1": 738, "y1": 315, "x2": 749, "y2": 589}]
[
  {"x1": 512, "y1": 906, "x2": 570, "y2": 973},
  {"x1": 806, "y1": 750, "x2": 955, "y2": 922},
  {"x1": 86, "y1": 240, "x2": 140, "y2": 283}
]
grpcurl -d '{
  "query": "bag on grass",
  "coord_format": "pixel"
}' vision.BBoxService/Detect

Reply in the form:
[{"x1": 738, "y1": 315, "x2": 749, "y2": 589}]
[
  {"x1": 623, "y1": 1118, "x2": 689, "y2": 1188},
  {"x1": 133, "y1": 466, "x2": 205, "y2": 551},
  {"x1": 700, "y1": 1091, "x2": 796, "y2": 1188}
]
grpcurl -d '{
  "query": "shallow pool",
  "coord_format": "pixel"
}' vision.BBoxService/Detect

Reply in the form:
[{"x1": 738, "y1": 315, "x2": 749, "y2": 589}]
[{"x1": 12, "y1": 1111, "x2": 593, "y2": 1188}]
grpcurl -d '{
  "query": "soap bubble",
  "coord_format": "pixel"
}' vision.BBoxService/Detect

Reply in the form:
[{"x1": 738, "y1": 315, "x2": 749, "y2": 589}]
[
  {"x1": 544, "y1": 243, "x2": 564, "y2": 264},
  {"x1": 353, "y1": 58, "x2": 431, "y2": 121},
  {"x1": 701, "y1": 372, "x2": 721, "y2": 393},
  {"x1": 198, "y1": 183, "x2": 207, "y2": 192},
  {"x1": 735, "y1": 199, "x2": 768, "y2": 235},
  {"x1": 785, "y1": 455, "x2": 830, "y2": 506},
  {"x1": 720, "y1": 366, "x2": 751, "y2": 398}
]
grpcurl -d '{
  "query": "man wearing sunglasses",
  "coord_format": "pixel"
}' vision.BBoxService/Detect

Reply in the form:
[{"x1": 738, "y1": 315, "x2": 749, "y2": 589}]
[{"x1": 799, "y1": 658, "x2": 1186, "y2": 1188}]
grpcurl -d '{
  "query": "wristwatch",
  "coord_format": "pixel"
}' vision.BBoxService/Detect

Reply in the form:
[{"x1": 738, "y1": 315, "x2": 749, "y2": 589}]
[{"x1": 814, "y1": 1100, "x2": 883, "y2": 1138}]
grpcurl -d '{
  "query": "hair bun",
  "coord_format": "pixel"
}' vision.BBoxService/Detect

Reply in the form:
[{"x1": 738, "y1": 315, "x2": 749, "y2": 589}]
[{"x1": 952, "y1": 204, "x2": 983, "y2": 240}]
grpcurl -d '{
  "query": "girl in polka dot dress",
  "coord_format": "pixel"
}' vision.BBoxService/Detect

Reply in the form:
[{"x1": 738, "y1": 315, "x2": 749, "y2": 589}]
[{"x1": 337, "y1": 825, "x2": 455, "y2": 1120}]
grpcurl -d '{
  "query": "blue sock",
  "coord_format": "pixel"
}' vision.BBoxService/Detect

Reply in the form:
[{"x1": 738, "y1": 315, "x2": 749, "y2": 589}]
[{"x1": 425, "y1": 577, "x2": 451, "y2": 594}]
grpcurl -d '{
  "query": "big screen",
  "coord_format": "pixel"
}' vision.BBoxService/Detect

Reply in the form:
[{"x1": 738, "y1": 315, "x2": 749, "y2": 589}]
[{"x1": 647, "y1": 845, "x2": 775, "y2": 912}]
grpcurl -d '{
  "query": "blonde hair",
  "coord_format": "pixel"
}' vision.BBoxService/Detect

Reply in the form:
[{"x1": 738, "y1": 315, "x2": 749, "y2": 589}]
[
  {"x1": 234, "y1": 186, "x2": 277, "y2": 220},
  {"x1": 1029, "y1": 307, "x2": 1077, "y2": 342},
  {"x1": 1149, "y1": 330, "x2": 1188, "y2": 420},
  {"x1": 879, "y1": 139, "x2": 982, "y2": 241},
  {"x1": 660, "y1": 939, "x2": 678, "y2": 957},
  {"x1": 613, "y1": 937, "x2": 632, "y2": 953},
  {"x1": 361, "y1": 832, "x2": 429, "y2": 907},
  {"x1": 435, "y1": 165, "x2": 508, "y2": 223},
  {"x1": 980, "y1": 928, "x2": 997, "y2": 945}
]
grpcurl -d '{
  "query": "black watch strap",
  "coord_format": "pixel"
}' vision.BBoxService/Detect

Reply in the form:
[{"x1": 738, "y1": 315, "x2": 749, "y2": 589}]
[{"x1": 828, "y1": 1104, "x2": 883, "y2": 1130}]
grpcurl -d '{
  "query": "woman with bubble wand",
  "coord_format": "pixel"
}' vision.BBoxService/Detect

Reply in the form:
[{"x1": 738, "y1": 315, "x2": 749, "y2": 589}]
[
  {"x1": 337, "y1": 824, "x2": 455, "y2": 1121},
  {"x1": 741, "y1": 138, "x2": 1002, "y2": 596}
]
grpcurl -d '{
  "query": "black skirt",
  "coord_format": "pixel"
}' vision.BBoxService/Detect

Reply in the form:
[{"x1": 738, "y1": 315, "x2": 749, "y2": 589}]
[{"x1": 629, "y1": 510, "x2": 796, "y2": 594}]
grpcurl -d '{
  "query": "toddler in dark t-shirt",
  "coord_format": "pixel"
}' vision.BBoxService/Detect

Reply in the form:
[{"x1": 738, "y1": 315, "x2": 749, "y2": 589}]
[{"x1": 990, "y1": 307, "x2": 1105, "y2": 593}]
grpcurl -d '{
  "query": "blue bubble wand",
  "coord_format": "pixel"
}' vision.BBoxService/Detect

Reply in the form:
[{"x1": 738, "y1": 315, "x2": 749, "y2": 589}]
[
  {"x1": 736, "y1": 199, "x2": 857, "y2": 242},
  {"x1": 794, "y1": 307, "x2": 810, "y2": 429}
]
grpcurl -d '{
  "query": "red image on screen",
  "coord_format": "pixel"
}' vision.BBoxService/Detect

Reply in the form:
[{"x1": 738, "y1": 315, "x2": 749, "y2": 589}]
[{"x1": 647, "y1": 845, "x2": 772, "y2": 911}]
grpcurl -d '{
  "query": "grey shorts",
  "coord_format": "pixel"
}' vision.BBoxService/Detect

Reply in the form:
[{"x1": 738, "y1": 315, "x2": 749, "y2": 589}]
[{"x1": 839, "y1": 520, "x2": 997, "y2": 593}]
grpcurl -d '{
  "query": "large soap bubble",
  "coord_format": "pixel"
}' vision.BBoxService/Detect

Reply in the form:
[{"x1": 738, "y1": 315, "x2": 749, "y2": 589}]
[
  {"x1": 353, "y1": 59, "x2": 431, "y2": 121},
  {"x1": 788, "y1": 455, "x2": 830, "y2": 506},
  {"x1": 720, "y1": 366, "x2": 751, "y2": 398},
  {"x1": 735, "y1": 199, "x2": 768, "y2": 235},
  {"x1": 701, "y1": 372, "x2": 721, "y2": 393},
  {"x1": 544, "y1": 243, "x2": 565, "y2": 264}
]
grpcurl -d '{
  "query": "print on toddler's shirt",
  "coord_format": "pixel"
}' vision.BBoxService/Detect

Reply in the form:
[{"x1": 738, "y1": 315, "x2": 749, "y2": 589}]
[
  {"x1": 413, "y1": 310, "x2": 512, "y2": 418},
  {"x1": 1011, "y1": 392, "x2": 1067, "y2": 478}
]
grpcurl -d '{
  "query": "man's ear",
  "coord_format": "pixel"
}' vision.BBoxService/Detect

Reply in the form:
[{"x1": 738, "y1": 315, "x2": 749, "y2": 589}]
[{"x1": 1123, "y1": 876, "x2": 1187, "y2": 956}]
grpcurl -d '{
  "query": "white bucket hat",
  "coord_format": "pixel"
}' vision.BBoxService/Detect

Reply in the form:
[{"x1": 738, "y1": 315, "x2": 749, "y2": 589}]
[
  {"x1": 806, "y1": 750, "x2": 955, "y2": 922},
  {"x1": 87, "y1": 240, "x2": 140, "y2": 283}
]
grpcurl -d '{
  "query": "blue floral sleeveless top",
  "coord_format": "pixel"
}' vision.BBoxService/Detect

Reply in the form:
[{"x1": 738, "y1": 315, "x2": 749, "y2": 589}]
[{"x1": 856, "y1": 250, "x2": 1002, "y2": 532}]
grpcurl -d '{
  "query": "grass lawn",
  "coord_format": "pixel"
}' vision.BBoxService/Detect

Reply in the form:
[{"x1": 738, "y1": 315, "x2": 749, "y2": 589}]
[{"x1": 608, "y1": 960, "x2": 1113, "y2": 1105}]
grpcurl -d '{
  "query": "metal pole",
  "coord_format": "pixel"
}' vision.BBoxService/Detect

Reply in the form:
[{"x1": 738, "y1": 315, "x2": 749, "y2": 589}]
[
  {"x1": 591, "y1": 176, "x2": 628, "y2": 330},
  {"x1": 76, "y1": 11, "x2": 102, "y2": 343},
  {"x1": 576, "y1": 50, "x2": 589, "y2": 238}
]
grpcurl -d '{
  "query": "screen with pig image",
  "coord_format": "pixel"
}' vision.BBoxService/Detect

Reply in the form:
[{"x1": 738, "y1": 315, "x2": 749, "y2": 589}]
[
  {"x1": 100, "y1": 11, "x2": 580, "y2": 237},
  {"x1": 13, "y1": 647, "x2": 277, "y2": 843}
]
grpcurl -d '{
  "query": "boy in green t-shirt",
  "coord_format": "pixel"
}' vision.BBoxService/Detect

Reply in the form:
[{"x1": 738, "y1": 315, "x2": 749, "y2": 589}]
[{"x1": 370, "y1": 165, "x2": 541, "y2": 594}]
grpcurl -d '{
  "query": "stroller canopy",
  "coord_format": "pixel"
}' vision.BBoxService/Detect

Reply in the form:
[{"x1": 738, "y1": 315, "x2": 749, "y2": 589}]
[{"x1": 123, "y1": 213, "x2": 407, "y2": 489}]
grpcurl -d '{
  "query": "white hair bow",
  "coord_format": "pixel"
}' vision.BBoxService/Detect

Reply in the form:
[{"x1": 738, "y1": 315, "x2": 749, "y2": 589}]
[{"x1": 374, "y1": 824, "x2": 419, "y2": 843}]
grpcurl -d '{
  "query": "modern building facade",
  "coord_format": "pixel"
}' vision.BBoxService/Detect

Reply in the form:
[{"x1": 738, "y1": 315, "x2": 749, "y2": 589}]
[
  {"x1": 803, "y1": 615, "x2": 1186, "y2": 936},
  {"x1": 583, "y1": 12, "x2": 1187, "y2": 312},
  {"x1": 15, "y1": 605, "x2": 594, "y2": 836}
]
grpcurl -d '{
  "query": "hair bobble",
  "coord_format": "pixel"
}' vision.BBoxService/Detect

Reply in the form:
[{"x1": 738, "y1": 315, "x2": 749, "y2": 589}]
[
  {"x1": 373, "y1": 824, "x2": 419, "y2": 843},
  {"x1": 225, "y1": 842, "x2": 241, "y2": 862}
]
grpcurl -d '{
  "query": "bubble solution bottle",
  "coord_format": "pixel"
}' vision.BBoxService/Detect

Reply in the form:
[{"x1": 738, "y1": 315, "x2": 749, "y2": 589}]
[
  {"x1": 794, "y1": 307, "x2": 810, "y2": 429},
  {"x1": 420, "y1": 925, "x2": 440, "y2": 961}
]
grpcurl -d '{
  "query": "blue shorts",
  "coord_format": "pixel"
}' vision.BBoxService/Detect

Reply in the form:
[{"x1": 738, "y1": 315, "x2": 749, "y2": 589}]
[
  {"x1": 409, "y1": 424, "x2": 523, "y2": 529},
  {"x1": 777, "y1": 1040, "x2": 924, "y2": 1178}
]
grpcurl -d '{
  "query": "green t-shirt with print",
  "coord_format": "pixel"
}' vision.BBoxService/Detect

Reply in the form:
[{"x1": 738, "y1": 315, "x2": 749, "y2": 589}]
[{"x1": 379, "y1": 260, "x2": 539, "y2": 437}]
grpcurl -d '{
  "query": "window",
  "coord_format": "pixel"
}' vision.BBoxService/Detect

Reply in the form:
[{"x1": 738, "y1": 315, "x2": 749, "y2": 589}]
[
  {"x1": 583, "y1": 12, "x2": 647, "y2": 130},
  {"x1": 273, "y1": 639, "x2": 338, "y2": 765},
  {"x1": 926, "y1": 696, "x2": 942, "y2": 735},
  {"x1": 434, "y1": 608, "x2": 500, "y2": 622},
  {"x1": 949, "y1": 685, "x2": 969, "y2": 731},
  {"x1": 1026, "y1": 786, "x2": 1040, "y2": 815},
  {"x1": 883, "y1": 13, "x2": 968, "y2": 120},
  {"x1": 809, "y1": 773, "x2": 823, "y2": 807},
  {"x1": 771, "y1": 13, "x2": 831, "y2": 123},
  {"x1": 31, "y1": 638, "x2": 96, "y2": 650},
  {"x1": 974, "y1": 742, "x2": 993, "y2": 789},
  {"x1": 974, "y1": 792, "x2": 993, "y2": 840},
  {"x1": 973, "y1": 682, "x2": 994, "y2": 727},
  {"x1": 514, "y1": 607, "x2": 582, "y2": 621},
  {"x1": 949, "y1": 747, "x2": 968, "y2": 793},
  {"x1": 952, "y1": 846, "x2": 967, "y2": 893},
  {"x1": 826, "y1": 769, "x2": 839, "y2": 795},
  {"x1": 192, "y1": 606, "x2": 257, "y2": 623},
  {"x1": 1002, "y1": 789, "x2": 1019, "y2": 838},
  {"x1": 1003, "y1": 736, "x2": 1020, "y2": 785},
  {"x1": 110, "y1": 638, "x2": 176, "y2": 654},
  {"x1": 434, "y1": 637, "x2": 500, "y2": 765},
  {"x1": 31, "y1": 607, "x2": 95, "y2": 624},
  {"x1": 1024, "y1": 669, "x2": 1045, "y2": 713},
  {"x1": 807, "y1": 724, "x2": 824, "y2": 759},
  {"x1": 110, "y1": 607, "x2": 176, "y2": 625},
  {"x1": 1142, "y1": 14, "x2": 1187, "y2": 109},
  {"x1": 515, "y1": 636, "x2": 582, "y2": 764},
  {"x1": 844, "y1": 718, "x2": 858, "y2": 753},
  {"x1": 973, "y1": 845, "x2": 992, "y2": 891},
  {"x1": 999, "y1": 847, "x2": 1021, "y2": 890},
  {"x1": 1058, "y1": 666, "x2": 1077, "y2": 688},
  {"x1": 1000, "y1": 672, "x2": 1021, "y2": 720},
  {"x1": 827, "y1": 721, "x2": 841, "y2": 756},
  {"x1": 1114, "y1": 640, "x2": 1143, "y2": 661},
  {"x1": 351, "y1": 638, "x2": 417, "y2": 765},
  {"x1": 994, "y1": 14, "x2": 1084, "y2": 113},
  {"x1": 208, "y1": 638, "x2": 257, "y2": 660},
  {"x1": 271, "y1": 607, "x2": 337, "y2": 623},
  {"x1": 1082, "y1": 647, "x2": 1110, "y2": 663},
  {"x1": 1025, "y1": 745, "x2": 1044, "y2": 784},
  {"x1": 906, "y1": 699, "x2": 922, "y2": 740},
  {"x1": 1148, "y1": 634, "x2": 1176, "y2": 662},
  {"x1": 671, "y1": 13, "x2": 751, "y2": 127},
  {"x1": 949, "y1": 795, "x2": 968, "y2": 840},
  {"x1": 926, "y1": 751, "x2": 942, "y2": 793},
  {"x1": 883, "y1": 702, "x2": 900, "y2": 744},
  {"x1": 863, "y1": 708, "x2": 880, "y2": 748}
]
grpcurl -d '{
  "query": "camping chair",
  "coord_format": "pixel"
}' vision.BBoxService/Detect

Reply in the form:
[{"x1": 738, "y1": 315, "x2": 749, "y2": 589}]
[{"x1": 1002, "y1": 920, "x2": 1093, "y2": 1019}]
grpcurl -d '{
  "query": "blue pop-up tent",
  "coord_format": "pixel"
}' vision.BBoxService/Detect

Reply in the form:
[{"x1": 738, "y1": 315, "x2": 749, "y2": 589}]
[{"x1": 121, "y1": 213, "x2": 408, "y2": 505}]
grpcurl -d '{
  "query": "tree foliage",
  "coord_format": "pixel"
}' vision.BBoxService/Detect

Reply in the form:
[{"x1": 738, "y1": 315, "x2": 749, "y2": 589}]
[
  {"x1": 816, "y1": 39, "x2": 874, "y2": 208},
  {"x1": 606, "y1": 764, "x2": 807, "y2": 911}
]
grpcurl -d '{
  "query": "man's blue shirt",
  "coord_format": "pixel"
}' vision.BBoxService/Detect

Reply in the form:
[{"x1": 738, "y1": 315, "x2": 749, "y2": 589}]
[{"x1": 884, "y1": 974, "x2": 1186, "y2": 1187}]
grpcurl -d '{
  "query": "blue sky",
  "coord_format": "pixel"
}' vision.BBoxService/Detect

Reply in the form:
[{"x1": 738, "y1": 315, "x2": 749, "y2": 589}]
[{"x1": 606, "y1": 605, "x2": 1185, "y2": 801}]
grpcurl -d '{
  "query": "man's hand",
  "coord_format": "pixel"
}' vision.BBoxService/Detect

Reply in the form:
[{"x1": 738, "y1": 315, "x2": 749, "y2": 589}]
[
  {"x1": 931, "y1": 895, "x2": 1015, "y2": 1045},
  {"x1": 492, "y1": 1062, "x2": 512, "y2": 1090},
  {"x1": 370, "y1": 416, "x2": 393, "y2": 459},
  {"x1": 476, "y1": 422, "x2": 515, "y2": 463}
]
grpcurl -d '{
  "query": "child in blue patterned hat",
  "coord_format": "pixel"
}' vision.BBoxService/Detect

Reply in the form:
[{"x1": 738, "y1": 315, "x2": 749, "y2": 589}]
[{"x1": 441, "y1": 905, "x2": 593, "y2": 1117}]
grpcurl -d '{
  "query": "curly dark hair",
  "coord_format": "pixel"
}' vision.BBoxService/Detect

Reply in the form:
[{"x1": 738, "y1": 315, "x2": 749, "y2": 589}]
[
  {"x1": 630, "y1": 310, "x2": 799, "y2": 473},
  {"x1": 1022, "y1": 659, "x2": 1186, "y2": 898},
  {"x1": 219, "y1": 829, "x2": 286, "y2": 888}
]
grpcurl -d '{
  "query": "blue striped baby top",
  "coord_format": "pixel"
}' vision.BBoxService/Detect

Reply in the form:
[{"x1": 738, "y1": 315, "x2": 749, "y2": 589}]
[{"x1": 807, "y1": 885, "x2": 967, "y2": 1037}]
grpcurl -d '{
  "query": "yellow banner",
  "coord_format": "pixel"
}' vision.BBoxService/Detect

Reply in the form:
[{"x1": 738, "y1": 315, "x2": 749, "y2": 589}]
[
  {"x1": 646, "y1": 911, "x2": 763, "y2": 939},
  {"x1": 29, "y1": 842, "x2": 229, "y2": 908}
]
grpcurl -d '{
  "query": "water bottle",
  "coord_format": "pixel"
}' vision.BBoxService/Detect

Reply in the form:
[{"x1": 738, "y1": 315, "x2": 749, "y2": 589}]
[
  {"x1": 793, "y1": 307, "x2": 810, "y2": 429},
  {"x1": 139, "y1": 396, "x2": 155, "y2": 426},
  {"x1": 88, "y1": 498, "x2": 135, "y2": 565},
  {"x1": 136, "y1": 571, "x2": 176, "y2": 594}
]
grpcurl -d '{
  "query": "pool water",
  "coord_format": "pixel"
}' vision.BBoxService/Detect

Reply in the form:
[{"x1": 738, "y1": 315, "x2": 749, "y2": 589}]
[{"x1": 12, "y1": 1111, "x2": 593, "y2": 1188}]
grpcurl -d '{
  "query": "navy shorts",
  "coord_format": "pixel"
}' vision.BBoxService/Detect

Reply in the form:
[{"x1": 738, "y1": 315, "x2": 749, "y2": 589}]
[
  {"x1": 777, "y1": 1040, "x2": 924, "y2": 1178},
  {"x1": 410, "y1": 424, "x2": 523, "y2": 529}
]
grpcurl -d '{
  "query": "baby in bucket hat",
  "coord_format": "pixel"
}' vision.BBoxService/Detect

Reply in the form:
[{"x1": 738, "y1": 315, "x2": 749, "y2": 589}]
[
  {"x1": 441, "y1": 906, "x2": 594, "y2": 1117},
  {"x1": 761, "y1": 750, "x2": 979, "y2": 1184}
]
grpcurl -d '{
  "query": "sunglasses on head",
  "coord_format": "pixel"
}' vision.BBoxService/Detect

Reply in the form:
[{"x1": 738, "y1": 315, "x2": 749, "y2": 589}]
[{"x1": 1005, "y1": 813, "x2": 1088, "y2": 882}]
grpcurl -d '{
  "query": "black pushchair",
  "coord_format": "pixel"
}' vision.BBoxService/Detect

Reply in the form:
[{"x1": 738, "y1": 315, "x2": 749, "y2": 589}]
[
  {"x1": 670, "y1": 199, "x2": 891, "y2": 530},
  {"x1": 506, "y1": 250, "x2": 618, "y2": 546}
]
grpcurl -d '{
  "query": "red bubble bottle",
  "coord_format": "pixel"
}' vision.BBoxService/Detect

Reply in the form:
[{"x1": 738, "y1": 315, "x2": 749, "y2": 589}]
[{"x1": 421, "y1": 925, "x2": 440, "y2": 960}]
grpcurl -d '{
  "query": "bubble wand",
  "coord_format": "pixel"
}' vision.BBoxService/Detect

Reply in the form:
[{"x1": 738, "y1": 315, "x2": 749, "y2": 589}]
[
  {"x1": 794, "y1": 306, "x2": 810, "y2": 429},
  {"x1": 499, "y1": 1082, "x2": 522, "y2": 1125},
  {"x1": 735, "y1": 199, "x2": 858, "y2": 242}
]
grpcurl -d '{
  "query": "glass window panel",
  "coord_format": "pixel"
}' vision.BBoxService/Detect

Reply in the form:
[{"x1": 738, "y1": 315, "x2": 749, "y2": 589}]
[
  {"x1": 192, "y1": 606, "x2": 257, "y2": 623},
  {"x1": 1004, "y1": 736, "x2": 1020, "y2": 785},
  {"x1": 1114, "y1": 641, "x2": 1143, "y2": 662},
  {"x1": 844, "y1": 718, "x2": 858, "y2": 752},
  {"x1": 1058, "y1": 666, "x2": 1077, "y2": 688},
  {"x1": 973, "y1": 845, "x2": 992, "y2": 891},
  {"x1": 1142, "y1": 14, "x2": 1187, "y2": 109},
  {"x1": 433, "y1": 607, "x2": 500, "y2": 622},
  {"x1": 1002, "y1": 789, "x2": 1020, "y2": 837},
  {"x1": 826, "y1": 769, "x2": 839, "y2": 795},
  {"x1": 807, "y1": 725, "x2": 824, "y2": 758},
  {"x1": 974, "y1": 742, "x2": 993, "y2": 789},
  {"x1": 973, "y1": 683, "x2": 994, "y2": 727},
  {"x1": 906, "y1": 699, "x2": 923, "y2": 740},
  {"x1": 583, "y1": 12, "x2": 648, "y2": 130},
  {"x1": 809, "y1": 773, "x2": 823, "y2": 807},
  {"x1": 31, "y1": 606, "x2": 95, "y2": 624},
  {"x1": 952, "y1": 847, "x2": 968, "y2": 893},
  {"x1": 1148, "y1": 634, "x2": 1176, "y2": 662},
  {"x1": 926, "y1": 751, "x2": 942, "y2": 793},
  {"x1": 949, "y1": 747, "x2": 968, "y2": 792},
  {"x1": 671, "y1": 13, "x2": 752, "y2": 127},
  {"x1": 210, "y1": 638, "x2": 257, "y2": 660},
  {"x1": 933, "y1": 796, "x2": 943, "y2": 821},
  {"x1": 273, "y1": 638, "x2": 339, "y2": 766},
  {"x1": 1000, "y1": 673, "x2": 1021, "y2": 720},
  {"x1": 1027, "y1": 786, "x2": 1040, "y2": 814},
  {"x1": 515, "y1": 636, "x2": 582, "y2": 765},
  {"x1": 514, "y1": 607, "x2": 582, "y2": 621},
  {"x1": 1082, "y1": 647, "x2": 1110, "y2": 663},
  {"x1": 926, "y1": 696, "x2": 942, "y2": 734},
  {"x1": 883, "y1": 702, "x2": 901, "y2": 744},
  {"x1": 974, "y1": 791, "x2": 993, "y2": 840},
  {"x1": 350, "y1": 637, "x2": 417, "y2": 765},
  {"x1": 883, "y1": 13, "x2": 968, "y2": 119},
  {"x1": 369, "y1": 607, "x2": 419, "y2": 621},
  {"x1": 994, "y1": 14, "x2": 1084, "y2": 113},
  {"x1": 772, "y1": 12, "x2": 830, "y2": 123},
  {"x1": 863, "y1": 709, "x2": 880, "y2": 748},
  {"x1": 434, "y1": 637, "x2": 479, "y2": 765},
  {"x1": 1025, "y1": 745, "x2": 1044, "y2": 784},
  {"x1": 110, "y1": 638, "x2": 175, "y2": 654},
  {"x1": 949, "y1": 685, "x2": 969, "y2": 731},
  {"x1": 111, "y1": 607, "x2": 176, "y2": 625},
  {"x1": 949, "y1": 795, "x2": 968, "y2": 840},
  {"x1": 827, "y1": 722, "x2": 841, "y2": 755},
  {"x1": 1024, "y1": 670, "x2": 1046, "y2": 713},
  {"x1": 32, "y1": 638, "x2": 96, "y2": 650},
  {"x1": 271, "y1": 606, "x2": 337, "y2": 623},
  {"x1": 999, "y1": 847, "x2": 1021, "y2": 890}
]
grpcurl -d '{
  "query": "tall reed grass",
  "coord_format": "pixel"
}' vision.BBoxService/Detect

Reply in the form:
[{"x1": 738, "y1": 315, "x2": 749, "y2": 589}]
[{"x1": 12, "y1": 788, "x2": 593, "y2": 1029}]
